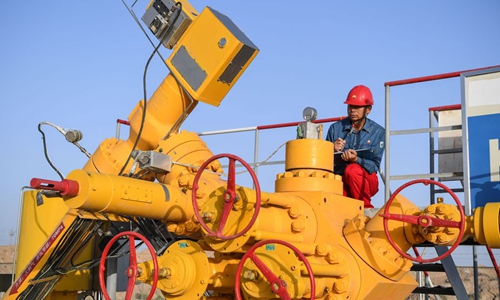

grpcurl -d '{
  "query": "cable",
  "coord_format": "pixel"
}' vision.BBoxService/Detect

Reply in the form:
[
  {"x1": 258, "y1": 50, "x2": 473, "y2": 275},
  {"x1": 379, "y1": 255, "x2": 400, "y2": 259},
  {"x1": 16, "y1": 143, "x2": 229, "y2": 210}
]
[
  {"x1": 16, "y1": 218, "x2": 97, "y2": 300},
  {"x1": 249, "y1": 142, "x2": 287, "y2": 171},
  {"x1": 69, "y1": 221, "x2": 103, "y2": 269},
  {"x1": 118, "y1": 2, "x2": 183, "y2": 176},
  {"x1": 72, "y1": 140, "x2": 91, "y2": 158},
  {"x1": 38, "y1": 123, "x2": 64, "y2": 180},
  {"x1": 37, "y1": 121, "x2": 91, "y2": 179}
]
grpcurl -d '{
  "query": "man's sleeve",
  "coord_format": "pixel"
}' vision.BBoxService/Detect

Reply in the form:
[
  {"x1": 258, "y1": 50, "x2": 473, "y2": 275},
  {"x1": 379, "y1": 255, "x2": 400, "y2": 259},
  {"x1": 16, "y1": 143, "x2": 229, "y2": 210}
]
[
  {"x1": 325, "y1": 124, "x2": 336, "y2": 142},
  {"x1": 358, "y1": 127, "x2": 385, "y2": 174}
]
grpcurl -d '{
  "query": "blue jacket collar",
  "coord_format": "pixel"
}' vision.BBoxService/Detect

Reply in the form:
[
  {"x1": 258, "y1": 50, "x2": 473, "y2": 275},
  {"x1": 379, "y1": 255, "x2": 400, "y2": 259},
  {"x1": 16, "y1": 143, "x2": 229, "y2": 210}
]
[{"x1": 342, "y1": 117, "x2": 374, "y2": 133}]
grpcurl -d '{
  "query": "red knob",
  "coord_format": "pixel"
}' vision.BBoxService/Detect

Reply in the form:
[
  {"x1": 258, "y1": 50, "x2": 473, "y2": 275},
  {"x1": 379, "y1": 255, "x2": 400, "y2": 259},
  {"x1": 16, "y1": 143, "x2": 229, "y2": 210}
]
[{"x1": 30, "y1": 178, "x2": 79, "y2": 197}]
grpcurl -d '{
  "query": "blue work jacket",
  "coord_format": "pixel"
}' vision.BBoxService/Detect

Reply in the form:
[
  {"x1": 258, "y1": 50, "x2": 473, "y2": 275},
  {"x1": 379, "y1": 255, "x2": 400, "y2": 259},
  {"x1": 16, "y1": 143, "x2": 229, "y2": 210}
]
[{"x1": 325, "y1": 118, "x2": 385, "y2": 175}]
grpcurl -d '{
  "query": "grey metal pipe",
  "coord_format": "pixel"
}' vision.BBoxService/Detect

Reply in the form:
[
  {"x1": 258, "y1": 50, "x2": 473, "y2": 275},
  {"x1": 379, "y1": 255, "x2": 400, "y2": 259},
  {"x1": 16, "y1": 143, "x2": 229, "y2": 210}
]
[
  {"x1": 384, "y1": 85, "x2": 391, "y2": 203},
  {"x1": 106, "y1": 257, "x2": 118, "y2": 300}
]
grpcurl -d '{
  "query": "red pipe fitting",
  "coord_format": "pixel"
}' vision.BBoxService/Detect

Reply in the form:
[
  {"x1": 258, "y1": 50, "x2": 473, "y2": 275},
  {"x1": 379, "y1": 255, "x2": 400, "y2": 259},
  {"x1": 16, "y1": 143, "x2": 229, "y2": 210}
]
[{"x1": 30, "y1": 178, "x2": 79, "y2": 197}]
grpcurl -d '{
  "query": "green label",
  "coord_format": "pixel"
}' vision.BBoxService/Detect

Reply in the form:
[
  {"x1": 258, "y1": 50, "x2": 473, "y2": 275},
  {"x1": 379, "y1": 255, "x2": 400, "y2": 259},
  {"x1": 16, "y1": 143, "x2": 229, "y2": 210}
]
[
  {"x1": 265, "y1": 244, "x2": 275, "y2": 251},
  {"x1": 179, "y1": 242, "x2": 188, "y2": 248}
]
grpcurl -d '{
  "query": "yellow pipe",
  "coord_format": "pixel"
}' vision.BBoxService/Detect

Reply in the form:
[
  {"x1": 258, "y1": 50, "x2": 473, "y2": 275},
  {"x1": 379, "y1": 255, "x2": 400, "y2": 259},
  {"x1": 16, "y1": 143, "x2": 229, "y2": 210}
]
[
  {"x1": 83, "y1": 74, "x2": 198, "y2": 174},
  {"x1": 309, "y1": 263, "x2": 347, "y2": 277},
  {"x1": 472, "y1": 202, "x2": 500, "y2": 247},
  {"x1": 260, "y1": 191, "x2": 298, "y2": 208},
  {"x1": 156, "y1": 131, "x2": 222, "y2": 186},
  {"x1": 365, "y1": 194, "x2": 418, "y2": 254},
  {"x1": 63, "y1": 169, "x2": 194, "y2": 223}
]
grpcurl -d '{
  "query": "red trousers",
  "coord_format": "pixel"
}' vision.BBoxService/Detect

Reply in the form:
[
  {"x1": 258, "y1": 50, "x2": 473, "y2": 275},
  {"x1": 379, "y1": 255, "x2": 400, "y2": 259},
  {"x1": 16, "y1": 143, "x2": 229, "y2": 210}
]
[{"x1": 342, "y1": 164, "x2": 379, "y2": 209}]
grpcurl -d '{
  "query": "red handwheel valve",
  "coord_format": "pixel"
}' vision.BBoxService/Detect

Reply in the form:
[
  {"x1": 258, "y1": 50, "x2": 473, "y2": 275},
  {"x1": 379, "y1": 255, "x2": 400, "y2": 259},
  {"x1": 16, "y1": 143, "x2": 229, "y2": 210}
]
[
  {"x1": 380, "y1": 179, "x2": 465, "y2": 263},
  {"x1": 99, "y1": 231, "x2": 158, "y2": 300},
  {"x1": 192, "y1": 153, "x2": 261, "y2": 240},
  {"x1": 235, "y1": 239, "x2": 315, "y2": 300}
]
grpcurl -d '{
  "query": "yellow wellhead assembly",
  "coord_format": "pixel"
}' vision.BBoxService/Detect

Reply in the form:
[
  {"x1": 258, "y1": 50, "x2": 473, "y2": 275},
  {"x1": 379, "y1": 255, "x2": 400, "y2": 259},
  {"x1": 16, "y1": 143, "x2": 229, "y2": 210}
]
[{"x1": 4, "y1": 1, "x2": 500, "y2": 300}]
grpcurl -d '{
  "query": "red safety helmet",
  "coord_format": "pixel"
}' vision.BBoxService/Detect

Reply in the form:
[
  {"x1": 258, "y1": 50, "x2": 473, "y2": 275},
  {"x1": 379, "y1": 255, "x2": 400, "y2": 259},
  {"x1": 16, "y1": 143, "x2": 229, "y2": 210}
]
[{"x1": 344, "y1": 85, "x2": 374, "y2": 106}]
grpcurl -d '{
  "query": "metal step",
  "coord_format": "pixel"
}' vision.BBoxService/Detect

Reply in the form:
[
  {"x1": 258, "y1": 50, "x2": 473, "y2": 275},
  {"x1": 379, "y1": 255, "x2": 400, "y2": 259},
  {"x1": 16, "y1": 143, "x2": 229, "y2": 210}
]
[{"x1": 410, "y1": 245, "x2": 468, "y2": 300}]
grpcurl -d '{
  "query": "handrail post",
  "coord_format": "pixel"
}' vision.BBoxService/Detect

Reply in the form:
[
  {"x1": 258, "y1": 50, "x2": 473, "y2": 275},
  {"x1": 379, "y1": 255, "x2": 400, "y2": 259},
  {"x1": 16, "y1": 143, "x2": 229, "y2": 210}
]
[
  {"x1": 384, "y1": 84, "x2": 391, "y2": 203},
  {"x1": 253, "y1": 129, "x2": 260, "y2": 190}
]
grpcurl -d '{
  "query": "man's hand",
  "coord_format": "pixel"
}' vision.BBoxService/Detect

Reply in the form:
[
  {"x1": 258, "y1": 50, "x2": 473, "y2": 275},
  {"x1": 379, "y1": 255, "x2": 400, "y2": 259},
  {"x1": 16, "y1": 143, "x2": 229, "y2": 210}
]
[
  {"x1": 334, "y1": 138, "x2": 346, "y2": 152},
  {"x1": 341, "y1": 149, "x2": 358, "y2": 163}
]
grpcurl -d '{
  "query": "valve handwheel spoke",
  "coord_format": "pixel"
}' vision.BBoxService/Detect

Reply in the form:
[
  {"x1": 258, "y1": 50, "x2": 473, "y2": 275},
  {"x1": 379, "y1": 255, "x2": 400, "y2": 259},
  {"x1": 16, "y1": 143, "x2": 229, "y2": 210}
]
[
  {"x1": 380, "y1": 179, "x2": 465, "y2": 263},
  {"x1": 99, "y1": 231, "x2": 158, "y2": 300},
  {"x1": 217, "y1": 157, "x2": 237, "y2": 236},
  {"x1": 235, "y1": 239, "x2": 315, "y2": 300},
  {"x1": 381, "y1": 213, "x2": 462, "y2": 228},
  {"x1": 126, "y1": 235, "x2": 138, "y2": 297},
  {"x1": 247, "y1": 253, "x2": 290, "y2": 299},
  {"x1": 192, "y1": 153, "x2": 261, "y2": 240}
]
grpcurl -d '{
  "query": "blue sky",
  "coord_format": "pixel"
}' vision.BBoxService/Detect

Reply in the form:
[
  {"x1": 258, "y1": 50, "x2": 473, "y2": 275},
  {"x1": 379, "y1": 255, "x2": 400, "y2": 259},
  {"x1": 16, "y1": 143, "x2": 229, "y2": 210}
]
[{"x1": 0, "y1": 1, "x2": 499, "y2": 265}]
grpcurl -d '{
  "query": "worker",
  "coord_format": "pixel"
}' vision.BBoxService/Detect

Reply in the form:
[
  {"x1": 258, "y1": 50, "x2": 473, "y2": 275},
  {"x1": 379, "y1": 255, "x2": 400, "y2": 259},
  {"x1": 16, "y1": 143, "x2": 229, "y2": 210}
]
[{"x1": 325, "y1": 85, "x2": 385, "y2": 209}]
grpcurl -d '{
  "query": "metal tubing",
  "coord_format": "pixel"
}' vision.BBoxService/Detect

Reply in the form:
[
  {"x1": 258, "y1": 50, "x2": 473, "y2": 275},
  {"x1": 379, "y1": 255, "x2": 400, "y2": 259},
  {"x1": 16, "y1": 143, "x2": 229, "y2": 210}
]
[
  {"x1": 428, "y1": 104, "x2": 461, "y2": 112},
  {"x1": 473, "y1": 246, "x2": 479, "y2": 299},
  {"x1": 486, "y1": 245, "x2": 500, "y2": 294},
  {"x1": 115, "y1": 119, "x2": 130, "y2": 139},
  {"x1": 389, "y1": 173, "x2": 460, "y2": 181},
  {"x1": 390, "y1": 125, "x2": 461, "y2": 136},
  {"x1": 106, "y1": 257, "x2": 118, "y2": 300},
  {"x1": 115, "y1": 122, "x2": 120, "y2": 140},
  {"x1": 257, "y1": 116, "x2": 345, "y2": 131},
  {"x1": 429, "y1": 110, "x2": 435, "y2": 204},
  {"x1": 254, "y1": 129, "x2": 259, "y2": 176},
  {"x1": 13, "y1": 187, "x2": 31, "y2": 283},
  {"x1": 384, "y1": 65, "x2": 500, "y2": 87},
  {"x1": 198, "y1": 117, "x2": 345, "y2": 136},
  {"x1": 385, "y1": 85, "x2": 391, "y2": 203},
  {"x1": 198, "y1": 126, "x2": 257, "y2": 136}
]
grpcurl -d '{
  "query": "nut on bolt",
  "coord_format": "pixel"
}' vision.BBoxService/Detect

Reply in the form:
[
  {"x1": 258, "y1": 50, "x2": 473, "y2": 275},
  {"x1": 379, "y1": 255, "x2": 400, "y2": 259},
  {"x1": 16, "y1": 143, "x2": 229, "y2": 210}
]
[
  {"x1": 291, "y1": 220, "x2": 303, "y2": 232},
  {"x1": 243, "y1": 270, "x2": 258, "y2": 280},
  {"x1": 159, "y1": 268, "x2": 171, "y2": 279},
  {"x1": 437, "y1": 233, "x2": 450, "y2": 243},
  {"x1": 326, "y1": 294, "x2": 342, "y2": 300},
  {"x1": 437, "y1": 205, "x2": 448, "y2": 214},
  {"x1": 202, "y1": 212, "x2": 214, "y2": 222},
  {"x1": 288, "y1": 205, "x2": 300, "y2": 218},
  {"x1": 333, "y1": 279, "x2": 348, "y2": 293},
  {"x1": 316, "y1": 244, "x2": 328, "y2": 256},
  {"x1": 326, "y1": 251, "x2": 340, "y2": 264}
]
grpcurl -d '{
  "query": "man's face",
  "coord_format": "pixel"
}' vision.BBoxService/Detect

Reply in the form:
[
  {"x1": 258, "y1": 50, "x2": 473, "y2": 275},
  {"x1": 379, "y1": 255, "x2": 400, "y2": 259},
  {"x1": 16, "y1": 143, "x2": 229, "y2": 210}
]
[{"x1": 347, "y1": 105, "x2": 371, "y2": 122}]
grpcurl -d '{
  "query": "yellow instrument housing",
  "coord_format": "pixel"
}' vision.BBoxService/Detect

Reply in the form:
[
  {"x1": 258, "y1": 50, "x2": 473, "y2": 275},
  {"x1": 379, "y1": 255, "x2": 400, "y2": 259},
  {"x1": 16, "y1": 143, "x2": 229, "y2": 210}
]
[{"x1": 166, "y1": 6, "x2": 259, "y2": 106}]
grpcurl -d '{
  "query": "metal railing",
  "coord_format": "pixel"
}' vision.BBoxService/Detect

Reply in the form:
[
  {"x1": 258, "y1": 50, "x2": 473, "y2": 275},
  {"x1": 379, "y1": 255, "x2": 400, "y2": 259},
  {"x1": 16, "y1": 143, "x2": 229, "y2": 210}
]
[
  {"x1": 383, "y1": 65, "x2": 500, "y2": 203},
  {"x1": 383, "y1": 65, "x2": 500, "y2": 300},
  {"x1": 115, "y1": 117, "x2": 345, "y2": 176},
  {"x1": 196, "y1": 116, "x2": 345, "y2": 174}
]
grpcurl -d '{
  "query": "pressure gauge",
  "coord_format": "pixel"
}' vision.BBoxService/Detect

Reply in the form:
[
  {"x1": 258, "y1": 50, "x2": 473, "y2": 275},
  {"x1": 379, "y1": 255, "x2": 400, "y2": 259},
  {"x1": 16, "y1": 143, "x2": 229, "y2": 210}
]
[{"x1": 303, "y1": 107, "x2": 317, "y2": 121}]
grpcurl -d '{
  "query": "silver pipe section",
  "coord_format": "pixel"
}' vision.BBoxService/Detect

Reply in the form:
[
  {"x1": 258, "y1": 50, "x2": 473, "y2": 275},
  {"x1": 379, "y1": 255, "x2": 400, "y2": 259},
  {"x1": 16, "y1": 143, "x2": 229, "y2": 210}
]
[
  {"x1": 197, "y1": 126, "x2": 258, "y2": 136},
  {"x1": 384, "y1": 85, "x2": 391, "y2": 203},
  {"x1": 13, "y1": 187, "x2": 32, "y2": 283},
  {"x1": 253, "y1": 129, "x2": 260, "y2": 176},
  {"x1": 106, "y1": 257, "x2": 118, "y2": 300}
]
